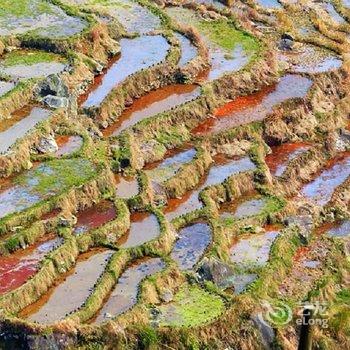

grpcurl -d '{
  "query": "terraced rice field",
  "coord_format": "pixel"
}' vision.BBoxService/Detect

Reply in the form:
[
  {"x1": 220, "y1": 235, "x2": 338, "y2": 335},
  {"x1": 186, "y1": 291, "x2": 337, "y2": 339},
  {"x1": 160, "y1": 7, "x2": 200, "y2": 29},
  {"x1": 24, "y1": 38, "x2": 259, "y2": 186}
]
[{"x1": 0, "y1": 0, "x2": 349, "y2": 349}]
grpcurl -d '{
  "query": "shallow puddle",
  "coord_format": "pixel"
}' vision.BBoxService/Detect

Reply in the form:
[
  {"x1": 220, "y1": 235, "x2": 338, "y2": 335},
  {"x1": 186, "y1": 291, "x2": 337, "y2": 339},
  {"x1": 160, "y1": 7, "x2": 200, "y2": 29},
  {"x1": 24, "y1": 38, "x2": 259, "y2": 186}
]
[
  {"x1": 145, "y1": 148, "x2": 196, "y2": 183},
  {"x1": 0, "y1": 158, "x2": 95, "y2": 219},
  {"x1": 103, "y1": 85, "x2": 200, "y2": 136},
  {"x1": 0, "y1": 235, "x2": 63, "y2": 295},
  {"x1": 193, "y1": 74, "x2": 312, "y2": 135},
  {"x1": 170, "y1": 223, "x2": 211, "y2": 270},
  {"x1": 165, "y1": 7, "x2": 255, "y2": 80},
  {"x1": 82, "y1": 36, "x2": 169, "y2": 108},
  {"x1": 117, "y1": 212, "x2": 159, "y2": 248},
  {"x1": 226, "y1": 273, "x2": 258, "y2": 294},
  {"x1": 94, "y1": 257, "x2": 165, "y2": 323},
  {"x1": 322, "y1": 2, "x2": 345, "y2": 24},
  {"x1": 115, "y1": 174, "x2": 139, "y2": 198},
  {"x1": 256, "y1": 0, "x2": 282, "y2": 8},
  {"x1": 74, "y1": 200, "x2": 116, "y2": 235},
  {"x1": 175, "y1": 33, "x2": 198, "y2": 67},
  {"x1": 0, "y1": 0, "x2": 87, "y2": 38},
  {"x1": 230, "y1": 228, "x2": 279, "y2": 268},
  {"x1": 265, "y1": 142, "x2": 310, "y2": 177},
  {"x1": 23, "y1": 249, "x2": 113, "y2": 324},
  {"x1": 0, "y1": 107, "x2": 52, "y2": 154},
  {"x1": 55, "y1": 135, "x2": 83, "y2": 157},
  {"x1": 91, "y1": 0, "x2": 160, "y2": 34},
  {"x1": 165, "y1": 155, "x2": 256, "y2": 219},
  {"x1": 279, "y1": 44, "x2": 342, "y2": 74},
  {"x1": 326, "y1": 221, "x2": 350, "y2": 238},
  {"x1": 0, "y1": 81, "x2": 15, "y2": 97},
  {"x1": 0, "y1": 62, "x2": 66, "y2": 80},
  {"x1": 221, "y1": 195, "x2": 267, "y2": 220},
  {"x1": 302, "y1": 152, "x2": 350, "y2": 206}
]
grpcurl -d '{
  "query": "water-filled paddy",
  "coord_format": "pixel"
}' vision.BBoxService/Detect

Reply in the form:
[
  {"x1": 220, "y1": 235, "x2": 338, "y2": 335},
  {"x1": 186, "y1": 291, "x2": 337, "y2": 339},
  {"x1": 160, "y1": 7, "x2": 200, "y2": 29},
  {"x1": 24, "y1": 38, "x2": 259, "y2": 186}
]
[
  {"x1": 82, "y1": 36, "x2": 169, "y2": 108},
  {"x1": 94, "y1": 257, "x2": 165, "y2": 323},
  {"x1": 118, "y1": 212, "x2": 159, "y2": 248},
  {"x1": 0, "y1": 159, "x2": 95, "y2": 219},
  {"x1": 170, "y1": 223, "x2": 211, "y2": 270},
  {"x1": 194, "y1": 74, "x2": 312, "y2": 134}
]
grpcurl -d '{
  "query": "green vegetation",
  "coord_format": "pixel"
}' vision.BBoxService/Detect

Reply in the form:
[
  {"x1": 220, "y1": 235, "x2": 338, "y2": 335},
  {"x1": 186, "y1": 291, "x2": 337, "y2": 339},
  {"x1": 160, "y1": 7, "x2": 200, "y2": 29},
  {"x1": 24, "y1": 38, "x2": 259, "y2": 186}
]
[
  {"x1": 0, "y1": 0, "x2": 53, "y2": 17},
  {"x1": 197, "y1": 19, "x2": 259, "y2": 53},
  {"x1": 1, "y1": 50, "x2": 66, "y2": 67},
  {"x1": 159, "y1": 285, "x2": 224, "y2": 327},
  {"x1": 16, "y1": 158, "x2": 96, "y2": 195}
]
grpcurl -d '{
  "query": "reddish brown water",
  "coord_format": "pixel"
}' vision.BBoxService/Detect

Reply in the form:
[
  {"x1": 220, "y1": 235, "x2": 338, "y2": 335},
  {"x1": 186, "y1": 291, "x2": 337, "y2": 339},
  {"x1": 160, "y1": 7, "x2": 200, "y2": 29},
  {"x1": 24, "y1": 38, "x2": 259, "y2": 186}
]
[
  {"x1": 94, "y1": 257, "x2": 165, "y2": 323},
  {"x1": 55, "y1": 135, "x2": 83, "y2": 157},
  {"x1": 265, "y1": 142, "x2": 310, "y2": 177},
  {"x1": 0, "y1": 234, "x2": 62, "y2": 295},
  {"x1": 193, "y1": 75, "x2": 312, "y2": 135},
  {"x1": 117, "y1": 212, "x2": 159, "y2": 248},
  {"x1": 302, "y1": 152, "x2": 350, "y2": 206},
  {"x1": 315, "y1": 220, "x2": 350, "y2": 238},
  {"x1": 0, "y1": 105, "x2": 33, "y2": 132},
  {"x1": 74, "y1": 200, "x2": 116, "y2": 235},
  {"x1": 103, "y1": 84, "x2": 200, "y2": 136},
  {"x1": 115, "y1": 174, "x2": 139, "y2": 198}
]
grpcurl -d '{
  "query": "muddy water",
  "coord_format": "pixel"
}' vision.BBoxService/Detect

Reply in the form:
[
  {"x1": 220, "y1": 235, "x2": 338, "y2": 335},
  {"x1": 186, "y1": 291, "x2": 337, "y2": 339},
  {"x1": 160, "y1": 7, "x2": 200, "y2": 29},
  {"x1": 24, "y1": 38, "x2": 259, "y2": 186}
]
[
  {"x1": 175, "y1": 33, "x2": 198, "y2": 67},
  {"x1": 302, "y1": 152, "x2": 350, "y2": 206},
  {"x1": 165, "y1": 156, "x2": 256, "y2": 220},
  {"x1": 0, "y1": 81, "x2": 15, "y2": 97},
  {"x1": 23, "y1": 249, "x2": 113, "y2": 324},
  {"x1": 82, "y1": 36, "x2": 169, "y2": 108},
  {"x1": 171, "y1": 223, "x2": 211, "y2": 270},
  {"x1": 115, "y1": 174, "x2": 139, "y2": 198},
  {"x1": 145, "y1": 148, "x2": 196, "y2": 183},
  {"x1": 0, "y1": 235, "x2": 63, "y2": 295},
  {"x1": 104, "y1": 85, "x2": 200, "y2": 136},
  {"x1": 74, "y1": 200, "x2": 116, "y2": 235},
  {"x1": 55, "y1": 135, "x2": 83, "y2": 157},
  {"x1": 118, "y1": 212, "x2": 159, "y2": 248},
  {"x1": 94, "y1": 257, "x2": 165, "y2": 323},
  {"x1": 193, "y1": 74, "x2": 312, "y2": 135},
  {"x1": 221, "y1": 194, "x2": 267, "y2": 220},
  {"x1": 230, "y1": 228, "x2": 279, "y2": 268},
  {"x1": 265, "y1": 142, "x2": 310, "y2": 177},
  {"x1": 0, "y1": 107, "x2": 52, "y2": 154}
]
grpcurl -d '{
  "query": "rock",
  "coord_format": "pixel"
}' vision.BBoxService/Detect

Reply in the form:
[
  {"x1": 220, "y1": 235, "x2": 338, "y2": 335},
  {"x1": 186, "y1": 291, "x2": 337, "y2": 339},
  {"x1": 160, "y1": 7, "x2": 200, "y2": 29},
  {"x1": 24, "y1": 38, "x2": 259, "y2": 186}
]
[
  {"x1": 35, "y1": 74, "x2": 69, "y2": 99},
  {"x1": 160, "y1": 289, "x2": 173, "y2": 303},
  {"x1": 196, "y1": 257, "x2": 235, "y2": 288},
  {"x1": 58, "y1": 215, "x2": 77, "y2": 228},
  {"x1": 286, "y1": 215, "x2": 313, "y2": 244},
  {"x1": 27, "y1": 332, "x2": 77, "y2": 350},
  {"x1": 279, "y1": 33, "x2": 295, "y2": 51},
  {"x1": 37, "y1": 135, "x2": 58, "y2": 154},
  {"x1": 152, "y1": 181, "x2": 167, "y2": 206},
  {"x1": 42, "y1": 95, "x2": 69, "y2": 109},
  {"x1": 251, "y1": 314, "x2": 275, "y2": 349}
]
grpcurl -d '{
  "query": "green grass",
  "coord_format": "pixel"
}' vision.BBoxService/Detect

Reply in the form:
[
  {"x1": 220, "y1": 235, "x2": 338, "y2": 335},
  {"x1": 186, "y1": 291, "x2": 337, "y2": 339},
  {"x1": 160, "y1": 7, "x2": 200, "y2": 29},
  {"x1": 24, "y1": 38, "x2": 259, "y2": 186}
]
[
  {"x1": 1, "y1": 50, "x2": 65, "y2": 67},
  {"x1": 16, "y1": 158, "x2": 96, "y2": 195},
  {"x1": 197, "y1": 19, "x2": 259, "y2": 53},
  {"x1": 159, "y1": 285, "x2": 224, "y2": 327},
  {"x1": 0, "y1": 0, "x2": 54, "y2": 18}
]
